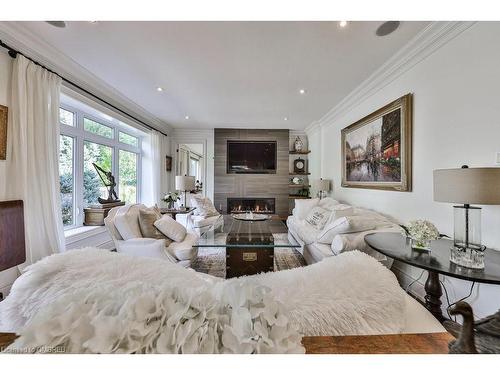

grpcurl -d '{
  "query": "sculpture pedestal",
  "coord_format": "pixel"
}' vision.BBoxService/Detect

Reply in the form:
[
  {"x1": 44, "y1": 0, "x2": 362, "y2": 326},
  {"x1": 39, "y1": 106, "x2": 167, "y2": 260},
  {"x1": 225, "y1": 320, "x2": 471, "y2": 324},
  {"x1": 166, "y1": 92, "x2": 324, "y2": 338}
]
[{"x1": 83, "y1": 201, "x2": 125, "y2": 226}]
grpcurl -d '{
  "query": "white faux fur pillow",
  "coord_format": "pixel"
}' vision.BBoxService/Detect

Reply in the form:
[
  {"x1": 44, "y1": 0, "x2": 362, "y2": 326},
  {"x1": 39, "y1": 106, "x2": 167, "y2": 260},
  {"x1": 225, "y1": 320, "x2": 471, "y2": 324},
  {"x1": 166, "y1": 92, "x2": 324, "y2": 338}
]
[
  {"x1": 294, "y1": 198, "x2": 319, "y2": 220},
  {"x1": 316, "y1": 216, "x2": 377, "y2": 244},
  {"x1": 154, "y1": 215, "x2": 187, "y2": 242},
  {"x1": 304, "y1": 206, "x2": 331, "y2": 230}
]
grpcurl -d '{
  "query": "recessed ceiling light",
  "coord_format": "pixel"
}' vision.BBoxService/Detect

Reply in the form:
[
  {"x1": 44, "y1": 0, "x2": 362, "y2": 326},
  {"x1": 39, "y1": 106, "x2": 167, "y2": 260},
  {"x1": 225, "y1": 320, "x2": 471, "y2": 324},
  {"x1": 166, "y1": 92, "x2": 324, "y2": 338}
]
[
  {"x1": 89, "y1": 21, "x2": 98, "y2": 23},
  {"x1": 185, "y1": 115, "x2": 190, "y2": 120},
  {"x1": 299, "y1": 89, "x2": 306, "y2": 95},
  {"x1": 284, "y1": 117, "x2": 288, "y2": 121},
  {"x1": 339, "y1": 21, "x2": 348, "y2": 28},
  {"x1": 156, "y1": 87, "x2": 163, "y2": 92}
]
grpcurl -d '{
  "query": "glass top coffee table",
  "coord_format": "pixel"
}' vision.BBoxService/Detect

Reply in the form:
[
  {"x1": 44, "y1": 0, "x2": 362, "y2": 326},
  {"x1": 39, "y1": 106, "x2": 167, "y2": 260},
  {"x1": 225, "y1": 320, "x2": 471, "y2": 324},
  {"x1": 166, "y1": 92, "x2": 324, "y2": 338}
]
[{"x1": 193, "y1": 215, "x2": 300, "y2": 278}]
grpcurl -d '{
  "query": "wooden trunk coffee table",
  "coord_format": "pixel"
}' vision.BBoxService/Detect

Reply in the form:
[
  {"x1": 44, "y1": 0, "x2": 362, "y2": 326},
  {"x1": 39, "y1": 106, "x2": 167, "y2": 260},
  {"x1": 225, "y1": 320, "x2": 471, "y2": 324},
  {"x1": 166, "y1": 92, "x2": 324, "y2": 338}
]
[{"x1": 193, "y1": 215, "x2": 300, "y2": 278}]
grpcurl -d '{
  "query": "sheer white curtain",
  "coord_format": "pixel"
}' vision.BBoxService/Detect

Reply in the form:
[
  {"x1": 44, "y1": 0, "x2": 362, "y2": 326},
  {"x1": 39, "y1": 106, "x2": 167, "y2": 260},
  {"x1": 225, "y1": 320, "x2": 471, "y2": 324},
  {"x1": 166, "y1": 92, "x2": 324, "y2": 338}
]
[
  {"x1": 150, "y1": 130, "x2": 162, "y2": 204},
  {"x1": 4, "y1": 55, "x2": 64, "y2": 264}
]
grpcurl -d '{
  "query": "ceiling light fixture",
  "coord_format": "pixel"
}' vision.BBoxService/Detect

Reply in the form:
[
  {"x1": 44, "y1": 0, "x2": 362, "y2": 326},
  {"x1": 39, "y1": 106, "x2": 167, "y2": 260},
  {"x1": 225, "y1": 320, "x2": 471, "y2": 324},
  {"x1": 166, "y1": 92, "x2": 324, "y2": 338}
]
[
  {"x1": 284, "y1": 117, "x2": 288, "y2": 121},
  {"x1": 375, "y1": 21, "x2": 400, "y2": 37},
  {"x1": 185, "y1": 116, "x2": 190, "y2": 120},
  {"x1": 45, "y1": 21, "x2": 66, "y2": 28},
  {"x1": 156, "y1": 87, "x2": 163, "y2": 92},
  {"x1": 339, "y1": 21, "x2": 348, "y2": 28},
  {"x1": 299, "y1": 89, "x2": 306, "y2": 95}
]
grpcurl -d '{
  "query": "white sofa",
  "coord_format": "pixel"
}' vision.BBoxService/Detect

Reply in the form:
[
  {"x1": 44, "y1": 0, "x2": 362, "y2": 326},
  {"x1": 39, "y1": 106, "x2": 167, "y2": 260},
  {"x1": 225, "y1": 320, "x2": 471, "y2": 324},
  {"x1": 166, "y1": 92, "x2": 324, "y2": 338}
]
[
  {"x1": 287, "y1": 198, "x2": 401, "y2": 266},
  {"x1": 104, "y1": 204, "x2": 198, "y2": 267}
]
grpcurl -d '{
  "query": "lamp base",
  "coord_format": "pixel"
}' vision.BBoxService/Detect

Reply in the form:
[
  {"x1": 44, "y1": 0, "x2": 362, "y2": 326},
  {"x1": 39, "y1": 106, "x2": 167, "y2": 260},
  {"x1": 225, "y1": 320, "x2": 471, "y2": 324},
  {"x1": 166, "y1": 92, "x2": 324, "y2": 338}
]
[{"x1": 450, "y1": 245, "x2": 486, "y2": 269}]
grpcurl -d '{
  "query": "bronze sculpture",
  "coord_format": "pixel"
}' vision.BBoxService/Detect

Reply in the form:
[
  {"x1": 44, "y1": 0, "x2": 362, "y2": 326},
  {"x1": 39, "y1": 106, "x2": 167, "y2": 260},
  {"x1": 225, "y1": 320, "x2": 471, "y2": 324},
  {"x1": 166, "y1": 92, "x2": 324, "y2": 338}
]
[
  {"x1": 92, "y1": 163, "x2": 121, "y2": 204},
  {"x1": 447, "y1": 301, "x2": 500, "y2": 354}
]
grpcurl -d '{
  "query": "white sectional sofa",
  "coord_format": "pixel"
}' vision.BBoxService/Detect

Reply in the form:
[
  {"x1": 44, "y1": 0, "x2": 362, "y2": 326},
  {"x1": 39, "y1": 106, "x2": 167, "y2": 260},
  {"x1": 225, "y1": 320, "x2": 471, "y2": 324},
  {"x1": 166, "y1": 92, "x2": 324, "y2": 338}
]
[{"x1": 287, "y1": 197, "x2": 401, "y2": 266}]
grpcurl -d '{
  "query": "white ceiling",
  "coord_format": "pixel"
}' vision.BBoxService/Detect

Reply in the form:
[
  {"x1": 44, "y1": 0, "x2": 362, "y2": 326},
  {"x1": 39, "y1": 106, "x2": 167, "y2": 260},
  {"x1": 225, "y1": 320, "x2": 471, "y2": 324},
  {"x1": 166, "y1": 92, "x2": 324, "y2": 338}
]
[{"x1": 15, "y1": 21, "x2": 429, "y2": 130}]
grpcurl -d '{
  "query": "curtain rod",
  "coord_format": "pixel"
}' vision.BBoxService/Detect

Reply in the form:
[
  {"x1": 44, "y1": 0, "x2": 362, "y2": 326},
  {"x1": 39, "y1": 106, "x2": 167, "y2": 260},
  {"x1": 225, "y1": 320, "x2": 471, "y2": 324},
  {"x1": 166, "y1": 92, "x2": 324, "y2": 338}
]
[{"x1": 0, "y1": 39, "x2": 168, "y2": 137}]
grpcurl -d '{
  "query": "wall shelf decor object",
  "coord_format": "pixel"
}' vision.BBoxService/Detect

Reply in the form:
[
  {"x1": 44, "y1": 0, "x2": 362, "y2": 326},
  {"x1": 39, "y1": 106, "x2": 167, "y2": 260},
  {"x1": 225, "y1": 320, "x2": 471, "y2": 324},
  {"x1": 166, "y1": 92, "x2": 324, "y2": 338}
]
[{"x1": 341, "y1": 94, "x2": 412, "y2": 191}]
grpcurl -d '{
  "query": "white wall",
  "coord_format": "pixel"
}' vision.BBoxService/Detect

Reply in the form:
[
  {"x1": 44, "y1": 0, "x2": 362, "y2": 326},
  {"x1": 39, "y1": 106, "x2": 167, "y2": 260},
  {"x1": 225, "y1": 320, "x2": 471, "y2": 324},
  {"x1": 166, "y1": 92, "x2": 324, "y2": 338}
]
[
  {"x1": 0, "y1": 49, "x2": 19, "y2": 297},
  {"x1": 170, "y1": 129, "x2": 215, "y2": 201},
  {"x1": 307, "y1": 22, "x2": 500, "y2": 318}
]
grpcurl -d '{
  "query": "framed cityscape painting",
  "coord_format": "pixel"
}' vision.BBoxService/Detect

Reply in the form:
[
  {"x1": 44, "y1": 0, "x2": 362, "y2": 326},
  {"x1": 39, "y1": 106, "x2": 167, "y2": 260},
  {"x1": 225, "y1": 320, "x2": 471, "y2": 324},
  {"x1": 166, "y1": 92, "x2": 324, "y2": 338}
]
[{"x1": 341, "y1": 94, "x2": 412, "y2": 191}]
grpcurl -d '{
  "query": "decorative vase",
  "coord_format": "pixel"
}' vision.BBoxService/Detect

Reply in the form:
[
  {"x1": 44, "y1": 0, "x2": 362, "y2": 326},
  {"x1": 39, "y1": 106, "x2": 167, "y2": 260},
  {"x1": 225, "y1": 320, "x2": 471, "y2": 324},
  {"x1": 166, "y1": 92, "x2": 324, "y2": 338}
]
[
  {"x1": 167, "y1": 201, "x2": 175, "y2": 209},
  {"x1": 411, "y1": 238, "x2": 431, "y2": 251},
  {"x1": 294, "y1": 136, "x2": 304, "y2": 152}
]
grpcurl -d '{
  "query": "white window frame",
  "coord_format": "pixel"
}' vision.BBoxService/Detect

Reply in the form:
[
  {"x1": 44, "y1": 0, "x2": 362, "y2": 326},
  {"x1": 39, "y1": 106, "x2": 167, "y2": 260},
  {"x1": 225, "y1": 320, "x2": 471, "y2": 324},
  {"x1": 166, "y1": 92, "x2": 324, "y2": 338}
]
[{"x1": 59, "y1": 103, "x2": 142, "y2": 229}]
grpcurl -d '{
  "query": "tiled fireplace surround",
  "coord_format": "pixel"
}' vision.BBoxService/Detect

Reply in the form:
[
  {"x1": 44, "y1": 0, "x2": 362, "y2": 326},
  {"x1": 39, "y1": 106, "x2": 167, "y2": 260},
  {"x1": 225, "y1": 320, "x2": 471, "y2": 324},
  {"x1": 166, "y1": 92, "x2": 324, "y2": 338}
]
[{"x1": 214, "y1": 129, "x2": 289, "y2": 218}]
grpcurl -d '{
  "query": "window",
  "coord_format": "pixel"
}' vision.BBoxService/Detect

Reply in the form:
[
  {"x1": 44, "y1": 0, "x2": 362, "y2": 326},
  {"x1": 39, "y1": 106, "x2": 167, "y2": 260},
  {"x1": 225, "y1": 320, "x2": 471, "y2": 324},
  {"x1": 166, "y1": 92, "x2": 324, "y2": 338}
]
[
  {"x1": 119, "y1": 131, "x2": 139, "y2": 147},
  {"x1": 59, "y1": 108, "x2": 75, "y2": 127},
  {"x1": 84, "y1": 117, "x2": 114, "y2": 138},
  {"x1": 83, "y1": 141, "x2": 113, "y2": 207},
  {"x1": 59, "y1": 103, "x2": 142, "y2": 228},
  {"x1": 59, "y1": 135, "x2": 75, "y2": 226},
  {"x1": 119, "y1": 150, "x2": 138, "y2": 204}
]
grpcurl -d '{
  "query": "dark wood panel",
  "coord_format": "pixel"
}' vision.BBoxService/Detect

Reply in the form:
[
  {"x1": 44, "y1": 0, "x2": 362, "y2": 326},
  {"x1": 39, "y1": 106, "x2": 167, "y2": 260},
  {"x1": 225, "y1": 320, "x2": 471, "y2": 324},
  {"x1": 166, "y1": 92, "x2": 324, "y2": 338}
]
[
  {"x1": 0, "y1": 200, "x2": 26, "y2": 272},
  {"x1": 214, "y1": 129, "x2": 289, "y2": 217}
]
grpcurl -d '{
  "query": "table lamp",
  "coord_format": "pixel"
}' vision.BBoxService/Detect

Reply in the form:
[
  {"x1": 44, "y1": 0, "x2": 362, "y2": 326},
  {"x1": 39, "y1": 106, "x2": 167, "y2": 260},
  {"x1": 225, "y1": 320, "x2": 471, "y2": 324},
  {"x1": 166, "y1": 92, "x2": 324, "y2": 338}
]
[
  {"x1": 175, "y1": 175, "x2": 195, "y2": 209},
  {"x1": 433, "y1": 165, "x2": 500, "y2": 269},
  {"x1": 318, "y1": 178, "x2": 331, "y2": 199}
]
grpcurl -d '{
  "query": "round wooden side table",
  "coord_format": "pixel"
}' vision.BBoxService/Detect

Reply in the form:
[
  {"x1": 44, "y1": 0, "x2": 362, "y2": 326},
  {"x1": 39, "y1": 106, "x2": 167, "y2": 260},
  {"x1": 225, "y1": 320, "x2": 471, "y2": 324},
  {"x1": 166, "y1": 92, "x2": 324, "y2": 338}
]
[{"x1": 364, "y1": 232, "x2": 500, "y2": 322}]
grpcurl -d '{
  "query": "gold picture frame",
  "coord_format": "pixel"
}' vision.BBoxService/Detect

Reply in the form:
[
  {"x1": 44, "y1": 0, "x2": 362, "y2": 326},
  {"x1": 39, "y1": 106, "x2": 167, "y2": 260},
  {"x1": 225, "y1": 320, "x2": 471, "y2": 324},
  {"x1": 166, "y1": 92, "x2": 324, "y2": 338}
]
[
  {"x1": 0, "y1": 105, "x2": 7, "y2": 160},
  {"x1": 341, "y1": 94, "x2": 412, "y2": 191}
]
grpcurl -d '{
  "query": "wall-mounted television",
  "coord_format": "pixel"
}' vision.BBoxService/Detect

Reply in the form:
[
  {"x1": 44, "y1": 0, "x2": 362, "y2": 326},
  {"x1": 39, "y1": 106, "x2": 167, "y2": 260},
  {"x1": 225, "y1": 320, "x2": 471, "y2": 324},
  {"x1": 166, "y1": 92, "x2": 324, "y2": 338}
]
[{"x1": 227, "y1": 141, "x2": 277, "y2": 174}]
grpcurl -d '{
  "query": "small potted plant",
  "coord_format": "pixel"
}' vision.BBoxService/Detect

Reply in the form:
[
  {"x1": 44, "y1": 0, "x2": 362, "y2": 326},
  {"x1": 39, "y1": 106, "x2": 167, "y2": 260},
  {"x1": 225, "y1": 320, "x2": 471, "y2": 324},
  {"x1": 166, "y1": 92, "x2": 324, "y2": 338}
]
[
  {"x1": 401, "y1": 220, "x2": 440, "y2": 251},
  {"x1": 162, "y1": 192, "x2": 180, "y2": 209}
]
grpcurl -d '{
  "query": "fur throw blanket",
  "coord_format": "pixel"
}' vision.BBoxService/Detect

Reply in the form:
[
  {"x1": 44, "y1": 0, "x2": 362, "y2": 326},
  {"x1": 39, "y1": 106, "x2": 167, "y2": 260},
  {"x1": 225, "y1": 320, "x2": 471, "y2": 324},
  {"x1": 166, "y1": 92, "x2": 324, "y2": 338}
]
[{"x1": 0, "y1": 249, "x2": 406, "y2": 352}]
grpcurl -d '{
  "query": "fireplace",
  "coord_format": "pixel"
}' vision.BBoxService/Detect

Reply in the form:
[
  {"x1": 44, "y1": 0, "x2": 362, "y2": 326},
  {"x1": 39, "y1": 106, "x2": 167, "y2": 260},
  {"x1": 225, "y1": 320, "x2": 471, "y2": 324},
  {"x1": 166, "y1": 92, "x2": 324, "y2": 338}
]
[{"x1": 227, "y1": 198, "x2": 276, "y2": 214}]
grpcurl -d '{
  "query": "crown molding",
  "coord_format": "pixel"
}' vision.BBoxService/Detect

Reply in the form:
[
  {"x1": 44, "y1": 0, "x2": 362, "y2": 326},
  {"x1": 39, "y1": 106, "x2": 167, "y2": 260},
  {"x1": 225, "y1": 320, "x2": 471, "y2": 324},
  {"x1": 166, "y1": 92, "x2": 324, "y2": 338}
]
[
  {"x1": 0, "y1": 22, "x2": 171, "y2": 135},
  {"x1": 305, "y1": 21, "x2": 476, "y2": 134}
]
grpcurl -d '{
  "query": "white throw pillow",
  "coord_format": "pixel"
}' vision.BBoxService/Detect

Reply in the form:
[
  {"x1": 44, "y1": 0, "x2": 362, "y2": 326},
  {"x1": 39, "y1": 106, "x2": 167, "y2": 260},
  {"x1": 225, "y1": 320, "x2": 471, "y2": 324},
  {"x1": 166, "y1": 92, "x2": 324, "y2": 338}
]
[
  {"x1": 330, "y1": 204, "x2": 354, "y2": 222},
  {"x1": 304, "y1": 206, "x2": 331, "y2": 230},
  {"x1": 191, "y1": 195, "x2": 219, "y2": 218},
  {"x1": 294, "y1": 198, "x2": 319, "y2": 220},
  {"x1": 154, "y1": 215, "x2": 187, "y2": 242},
  {"x1": 317, "y1": 216, "x2": 377, "y2": 244},
  {"x1": 317, "y1": 197, "x2": 340, "y2": 211},
  {"x1": 114, "y1": 204, "x2": 145, "y2": 240}
]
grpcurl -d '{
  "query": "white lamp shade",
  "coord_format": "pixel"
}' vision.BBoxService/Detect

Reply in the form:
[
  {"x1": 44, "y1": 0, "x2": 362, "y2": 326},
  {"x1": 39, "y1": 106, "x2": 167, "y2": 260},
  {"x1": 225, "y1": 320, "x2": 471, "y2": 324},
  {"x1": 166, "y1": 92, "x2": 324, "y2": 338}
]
[
  {"x1": 318, "y1": 179, "x2": 331, "y2": 191},
  {"x1": 175, "y1": 175, "x2": 195, "y2": 191},
  {"x1": 433, "y1": 167, "x2": 500, "y2": 205}
]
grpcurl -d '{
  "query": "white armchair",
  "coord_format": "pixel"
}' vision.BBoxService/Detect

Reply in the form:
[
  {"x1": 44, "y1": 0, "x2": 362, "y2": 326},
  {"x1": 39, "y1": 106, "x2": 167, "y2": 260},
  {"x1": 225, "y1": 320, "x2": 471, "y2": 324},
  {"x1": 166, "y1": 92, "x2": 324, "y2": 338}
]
[
  {"x1": 104, "y1": 204, "x2": 198, "y2": 267},
  {"x1": 176, "y1": 211, "x2": 223, "y2": 236}
]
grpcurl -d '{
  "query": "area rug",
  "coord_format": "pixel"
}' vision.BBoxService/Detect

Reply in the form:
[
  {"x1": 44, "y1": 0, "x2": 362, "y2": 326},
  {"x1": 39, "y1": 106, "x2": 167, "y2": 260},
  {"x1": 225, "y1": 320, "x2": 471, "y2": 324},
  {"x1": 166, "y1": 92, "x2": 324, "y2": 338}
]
[{"x1": 192, "y1": 246, "x2": 307, "y2": 278}]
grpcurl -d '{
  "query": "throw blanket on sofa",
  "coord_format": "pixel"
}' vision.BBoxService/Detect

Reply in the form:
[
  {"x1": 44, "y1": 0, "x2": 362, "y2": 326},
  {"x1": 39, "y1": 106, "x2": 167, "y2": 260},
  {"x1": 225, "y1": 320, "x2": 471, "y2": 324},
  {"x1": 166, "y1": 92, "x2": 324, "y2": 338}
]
[{"x1": 0, "y1": 249, "x2": 406, "y2": 347}]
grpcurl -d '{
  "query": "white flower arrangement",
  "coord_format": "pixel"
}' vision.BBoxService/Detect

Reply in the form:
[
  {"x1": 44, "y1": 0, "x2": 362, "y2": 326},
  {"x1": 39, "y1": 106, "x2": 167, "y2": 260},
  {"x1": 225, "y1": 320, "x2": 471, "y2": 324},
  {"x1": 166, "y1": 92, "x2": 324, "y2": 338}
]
[
  {"x1": 402, "y1": 219, "x2": 440, "y2": 248},
  {"x1": 162, "y1": 191, "x2": 180, "y2": 204},
  {"x1": 6, "y1": 280, "x2": 304, "y2": 354}
]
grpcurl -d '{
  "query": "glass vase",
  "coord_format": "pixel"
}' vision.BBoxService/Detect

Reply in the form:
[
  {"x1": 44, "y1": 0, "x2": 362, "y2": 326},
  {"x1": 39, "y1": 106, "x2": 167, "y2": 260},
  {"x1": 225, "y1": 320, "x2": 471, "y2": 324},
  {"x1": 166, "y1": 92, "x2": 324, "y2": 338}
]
[{"x1": 410, "y1": 238, "x2": 431, "y2": 251}]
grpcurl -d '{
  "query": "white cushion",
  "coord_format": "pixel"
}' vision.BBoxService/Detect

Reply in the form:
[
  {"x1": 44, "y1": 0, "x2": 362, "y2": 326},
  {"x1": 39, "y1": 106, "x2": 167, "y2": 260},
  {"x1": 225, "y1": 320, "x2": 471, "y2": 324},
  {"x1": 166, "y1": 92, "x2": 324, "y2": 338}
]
[
  {"x1": 154, "y1": 215, "x2": 187, "y2": 242},
  {"x1": 317, "y1": 216, "x2": 377, "y2": 244},
  {"x1": 190, "y1": 195, "x2": 219, "y2": 218},
  {"x1": 329, "y1": 204, "x2": 354, "y2": 222},
  {"x1": 304, "y1": 206, "x2": 331, "y2": 230},
  {"x1": 294, "y1": 198, "x2": 319, "y2": 220},
  {"x1": 114, "y1": 204, "x2": 145, "y2": 240},
  {"x1": 294, "y1": 220, "x2": 320, "y2": 245},
  {"x1": 317, "y1": 197, "x2": 340, "y2": 211},
  {"x1": 167, "y1": 233, "x2": 198, "y2": 261}
]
